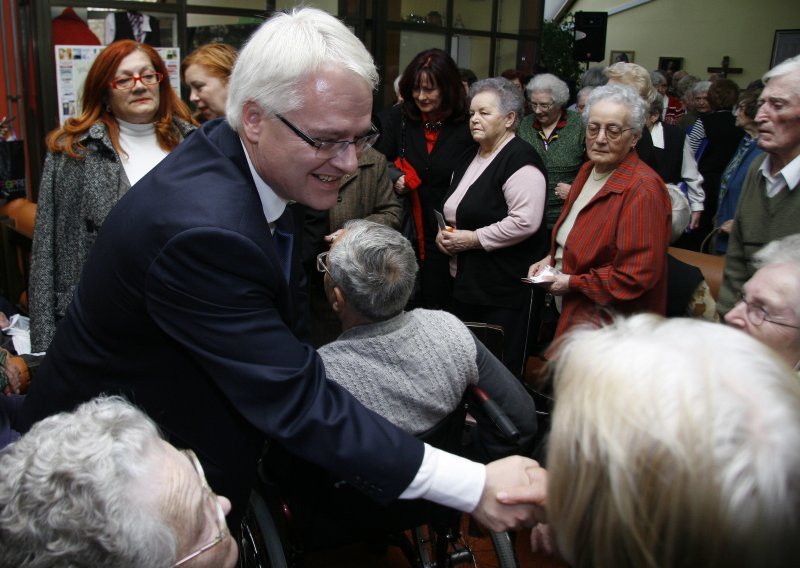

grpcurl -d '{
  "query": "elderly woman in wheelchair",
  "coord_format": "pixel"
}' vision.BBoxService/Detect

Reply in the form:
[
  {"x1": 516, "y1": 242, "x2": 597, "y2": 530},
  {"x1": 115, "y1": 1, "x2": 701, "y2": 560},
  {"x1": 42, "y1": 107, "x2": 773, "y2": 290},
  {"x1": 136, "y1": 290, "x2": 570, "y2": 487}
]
[{"x1": 240, "y1": 220, "x2": 537, "y2": 567}]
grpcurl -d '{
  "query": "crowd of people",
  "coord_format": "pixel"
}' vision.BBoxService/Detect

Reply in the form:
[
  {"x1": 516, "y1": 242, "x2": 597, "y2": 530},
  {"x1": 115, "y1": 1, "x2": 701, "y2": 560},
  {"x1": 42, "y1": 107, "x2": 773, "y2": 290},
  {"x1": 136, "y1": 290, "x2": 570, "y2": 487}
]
[{"x1": 1, "y1": 6, "x2": 799, "y2": 567}]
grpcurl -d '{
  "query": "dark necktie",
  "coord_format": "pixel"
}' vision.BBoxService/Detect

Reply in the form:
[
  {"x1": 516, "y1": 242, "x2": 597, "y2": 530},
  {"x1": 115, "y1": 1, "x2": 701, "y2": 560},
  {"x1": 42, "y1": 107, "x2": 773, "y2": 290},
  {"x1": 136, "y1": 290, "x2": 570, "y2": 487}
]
[
  {"x1": 273, "y1": 208, "x2": 294, "y2": 283},
  {"x1": 127, "y1": 12, "x2": 144, "y2": 43}
]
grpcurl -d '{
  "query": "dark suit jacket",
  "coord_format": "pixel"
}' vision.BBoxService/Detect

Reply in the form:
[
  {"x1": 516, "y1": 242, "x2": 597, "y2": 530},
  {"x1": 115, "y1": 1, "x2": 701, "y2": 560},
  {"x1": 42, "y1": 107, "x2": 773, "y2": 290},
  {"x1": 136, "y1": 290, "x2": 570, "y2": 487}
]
[
  {"x1": 652, "y1": 122, "x2": 686, "y2": 185},
  {"x1": 19, "y1": 119, "x2": 423, "y2": 521}
]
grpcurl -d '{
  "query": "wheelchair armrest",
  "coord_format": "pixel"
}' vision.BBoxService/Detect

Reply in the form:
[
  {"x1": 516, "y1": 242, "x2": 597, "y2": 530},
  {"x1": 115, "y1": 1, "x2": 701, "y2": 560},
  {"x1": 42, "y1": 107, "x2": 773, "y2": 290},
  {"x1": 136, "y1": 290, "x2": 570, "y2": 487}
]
[{"x1": 467, "y1": 385, "x2": 520, "y2": 442}]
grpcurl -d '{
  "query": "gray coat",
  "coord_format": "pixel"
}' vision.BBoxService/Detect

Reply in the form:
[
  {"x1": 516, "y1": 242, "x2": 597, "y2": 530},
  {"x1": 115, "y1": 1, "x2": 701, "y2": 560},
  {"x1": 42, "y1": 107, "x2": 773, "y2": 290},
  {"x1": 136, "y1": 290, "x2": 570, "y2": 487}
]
[{"x1": 29, "y1": 118, "x2": 195, "y2": 351}]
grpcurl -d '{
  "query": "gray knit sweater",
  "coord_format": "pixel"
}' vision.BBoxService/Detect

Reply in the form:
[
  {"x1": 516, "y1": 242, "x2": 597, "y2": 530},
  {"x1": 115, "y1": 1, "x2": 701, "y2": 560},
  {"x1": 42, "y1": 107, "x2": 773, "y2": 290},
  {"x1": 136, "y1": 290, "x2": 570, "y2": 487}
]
[{"x1": 318, "y1": 309, "x2": 478, "y2": 434}]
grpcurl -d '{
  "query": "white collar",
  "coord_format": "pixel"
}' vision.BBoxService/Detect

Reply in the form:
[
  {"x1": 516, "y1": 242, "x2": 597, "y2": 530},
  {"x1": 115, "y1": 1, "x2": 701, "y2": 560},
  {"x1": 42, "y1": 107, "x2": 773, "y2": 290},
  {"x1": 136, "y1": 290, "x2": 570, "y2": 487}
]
[
  {"x1": 760, "y1": 152, "x2": 800, "y2": 197},
  {"x1": 240, "y1": 139, "x2": 289, "y2": 224},
  {"x1": 649, "y1": 122, "x2": 665, "y2": 149}
]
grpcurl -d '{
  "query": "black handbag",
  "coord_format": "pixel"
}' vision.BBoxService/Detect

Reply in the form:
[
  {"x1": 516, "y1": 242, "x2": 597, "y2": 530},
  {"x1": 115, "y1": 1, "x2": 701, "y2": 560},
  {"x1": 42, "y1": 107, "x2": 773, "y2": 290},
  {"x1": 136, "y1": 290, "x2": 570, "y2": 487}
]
[{"x1": 0, "y1": 134, "x2": 27, "y2": 204}]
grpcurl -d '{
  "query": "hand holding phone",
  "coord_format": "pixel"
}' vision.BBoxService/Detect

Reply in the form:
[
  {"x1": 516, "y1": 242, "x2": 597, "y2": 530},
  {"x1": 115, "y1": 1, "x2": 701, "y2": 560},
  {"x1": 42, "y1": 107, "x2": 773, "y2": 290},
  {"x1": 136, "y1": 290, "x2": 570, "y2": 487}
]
[{"x1": 434, "y1": 210, "x2": 453, "y2": 232}]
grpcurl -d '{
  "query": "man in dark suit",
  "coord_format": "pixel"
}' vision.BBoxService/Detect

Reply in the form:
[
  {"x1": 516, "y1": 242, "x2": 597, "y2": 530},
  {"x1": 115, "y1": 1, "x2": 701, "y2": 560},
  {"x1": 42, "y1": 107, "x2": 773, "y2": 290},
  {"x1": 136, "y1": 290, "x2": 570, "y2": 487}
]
[{"x1": 19, "y1": 7, "x2": 542, "y2": 533}]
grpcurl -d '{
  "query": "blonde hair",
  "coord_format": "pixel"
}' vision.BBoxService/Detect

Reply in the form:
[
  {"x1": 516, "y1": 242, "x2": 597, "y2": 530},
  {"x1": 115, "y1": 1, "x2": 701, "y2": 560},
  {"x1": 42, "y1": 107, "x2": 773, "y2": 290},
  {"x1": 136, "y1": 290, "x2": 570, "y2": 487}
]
[
  {"x1": 547, "y1": 314, "x2": 800, "y2": 568},
  {"x1": 605, "y1": 62, "x2": 658, "y2": 105}
]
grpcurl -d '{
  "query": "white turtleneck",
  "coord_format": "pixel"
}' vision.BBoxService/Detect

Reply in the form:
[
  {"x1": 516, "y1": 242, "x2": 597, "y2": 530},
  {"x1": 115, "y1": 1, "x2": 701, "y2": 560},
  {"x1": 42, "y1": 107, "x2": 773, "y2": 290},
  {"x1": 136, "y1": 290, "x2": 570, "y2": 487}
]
[{"x1": 117, "y1": 118, "x2": 169, "y2": 186}]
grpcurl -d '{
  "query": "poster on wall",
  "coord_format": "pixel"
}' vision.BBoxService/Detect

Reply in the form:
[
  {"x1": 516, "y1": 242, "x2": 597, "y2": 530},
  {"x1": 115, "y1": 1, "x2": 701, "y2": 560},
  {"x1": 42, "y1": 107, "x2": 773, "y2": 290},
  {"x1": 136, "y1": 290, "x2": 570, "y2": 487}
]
[{"x1": 54, "y1": 45, "x2": 181, "y2": 127}]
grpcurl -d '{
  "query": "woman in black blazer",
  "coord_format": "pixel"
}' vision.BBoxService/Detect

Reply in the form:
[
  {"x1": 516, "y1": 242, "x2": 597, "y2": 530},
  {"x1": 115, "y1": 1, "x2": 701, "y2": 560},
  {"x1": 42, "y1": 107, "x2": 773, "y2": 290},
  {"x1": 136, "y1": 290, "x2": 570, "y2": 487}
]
[{"x1": 374, "y1": 48, "x2": 476, "y2": 309}]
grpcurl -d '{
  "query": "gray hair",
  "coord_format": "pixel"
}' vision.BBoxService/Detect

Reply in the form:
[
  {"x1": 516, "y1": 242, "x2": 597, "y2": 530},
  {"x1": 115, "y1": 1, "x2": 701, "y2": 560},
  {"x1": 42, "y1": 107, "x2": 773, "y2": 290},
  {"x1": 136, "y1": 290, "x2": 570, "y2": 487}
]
[
  {"x1": 327, "y1": 220, "x2": 418, "y2": 321},
  {"x1": 526, "y1": 73, "x2": 570, "y2": 108},
  {"x1": 581, "y1": 66, "x2": 608, "y2": 88},
  {"x1": 226, "y1": 7, "x2": 378, "y2": 130},
  {"x1": 649, "y1": 94, "x2": 664, "y2": 118},
  {"x1": 692, "y1": 80, "x2": 712, "y2": 96},
  {"x1": 582, "y1": 83, "x2": 648, "y2": 134},
  {"x1": 764, "y1": 54, "x2": 800, "y2": 97},
  {"x1": 469, "y1": 77, "x2": 525, "y2": 130},
  {"x1": 753, "y1": 234, "x2": 800, "y2": 268},
  {"x1": 650, "y1": 70, "x2": 667, "y2": 87},
  {"x1": 0, "y1": 397, "x2": 176, "y2": 568},
  {"x1": 548, "y1": 314, "x2": 800, "y2": 568}
]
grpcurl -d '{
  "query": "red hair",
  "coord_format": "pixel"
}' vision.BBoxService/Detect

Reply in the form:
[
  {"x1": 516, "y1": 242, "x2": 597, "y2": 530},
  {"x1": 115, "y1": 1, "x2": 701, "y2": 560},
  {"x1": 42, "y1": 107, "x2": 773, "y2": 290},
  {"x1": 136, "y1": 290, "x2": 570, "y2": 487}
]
[{"x1": 47, "y1": 40, "x2": 195, "y2": 158}]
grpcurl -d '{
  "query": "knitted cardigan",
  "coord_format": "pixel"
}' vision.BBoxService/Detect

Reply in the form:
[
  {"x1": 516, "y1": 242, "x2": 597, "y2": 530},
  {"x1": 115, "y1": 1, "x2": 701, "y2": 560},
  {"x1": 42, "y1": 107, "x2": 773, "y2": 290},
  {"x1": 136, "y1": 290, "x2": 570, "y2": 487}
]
[
  {"x1": 318, "y1": 309, "x2": 477, "y2": 434},
  {"x1": 518, "y1": 109, "x2": 585, "y2": 228}
]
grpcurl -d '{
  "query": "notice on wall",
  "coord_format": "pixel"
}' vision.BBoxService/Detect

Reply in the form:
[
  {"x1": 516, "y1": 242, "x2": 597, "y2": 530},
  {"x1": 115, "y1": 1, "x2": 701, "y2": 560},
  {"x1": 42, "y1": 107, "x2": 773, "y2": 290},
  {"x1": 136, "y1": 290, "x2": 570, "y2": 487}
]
[{"x1": 55, "y1": 45, "x2": 181, "y2": 126}]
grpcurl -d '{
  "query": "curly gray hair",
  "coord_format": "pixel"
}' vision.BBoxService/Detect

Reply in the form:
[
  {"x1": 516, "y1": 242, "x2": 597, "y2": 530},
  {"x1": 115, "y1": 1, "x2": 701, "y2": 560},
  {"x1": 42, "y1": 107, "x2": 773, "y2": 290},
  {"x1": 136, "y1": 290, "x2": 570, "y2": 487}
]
[
  {"x1": 526, "y1": 73, "x2": 571, "y2": 108},
  {"x1": 327, "y1": 220, "x2": 418, "y2": 321},
  {"x1": 0, "y1": 397, "x2": 176, "y2": 568},
  {"x1": 582, "y1": 83, "x2": 648, "y2": 134},
  {"x1": 469, "y1": 77, "x2": 525, "y2": 130}
]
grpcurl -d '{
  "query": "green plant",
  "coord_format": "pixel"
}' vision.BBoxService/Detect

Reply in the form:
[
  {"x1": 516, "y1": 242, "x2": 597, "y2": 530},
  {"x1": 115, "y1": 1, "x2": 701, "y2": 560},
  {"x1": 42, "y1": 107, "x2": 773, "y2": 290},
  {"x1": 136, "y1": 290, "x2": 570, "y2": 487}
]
[{"x1": 540, "y1": 15, "x2": 583, "y2": 86}]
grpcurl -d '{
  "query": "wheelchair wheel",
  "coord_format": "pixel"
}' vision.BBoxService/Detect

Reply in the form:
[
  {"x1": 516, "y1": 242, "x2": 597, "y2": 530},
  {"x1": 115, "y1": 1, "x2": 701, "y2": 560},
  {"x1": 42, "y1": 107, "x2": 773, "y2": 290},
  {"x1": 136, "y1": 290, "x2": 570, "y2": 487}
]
[
  {"x1": 458, "y1": 515, "x2": 519, "y2": 568},
  {"x1": 239, "y1": 490, "x2": 289, "y2": 568},
  {"x1": 411, "y1": 516, "x2": 518, "y2": 568}
]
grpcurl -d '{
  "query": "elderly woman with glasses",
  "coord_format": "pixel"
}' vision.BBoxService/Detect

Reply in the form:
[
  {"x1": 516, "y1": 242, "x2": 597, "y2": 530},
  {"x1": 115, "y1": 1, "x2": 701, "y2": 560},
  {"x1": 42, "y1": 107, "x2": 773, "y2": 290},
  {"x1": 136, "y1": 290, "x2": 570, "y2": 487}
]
[
  {"x1": 29, "y1": 40, "x2": 195, "y2": 352},
  {"x1": 725, "y1": 234, "x2": 800, "y2": 372},
  {"x1": 437, "y1": 77, "x2": 547, "y2": 377},
  {"x1": 0, "y1": 396, "x2": 238, "y2": 568},
  {"x1": 519, "y1": 73, "x2": 586, "y2": 231},
  {"x1": 528, "y1": 84, "x2": 672, "y2": 338}
]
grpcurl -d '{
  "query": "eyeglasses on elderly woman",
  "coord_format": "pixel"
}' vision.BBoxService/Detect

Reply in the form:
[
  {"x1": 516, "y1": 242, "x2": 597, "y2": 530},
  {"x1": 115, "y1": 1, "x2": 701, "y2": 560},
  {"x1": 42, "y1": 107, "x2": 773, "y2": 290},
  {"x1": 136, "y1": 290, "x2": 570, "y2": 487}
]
[
  {"x1": 173, "y1": 449, "x2": 229, "y2": 567},
  {"x1": 585, "y1": 123, "x2": 633, "y2": 141},
  {"x1": 736, "y1": 293, "x2": 800, "y2": 330}
]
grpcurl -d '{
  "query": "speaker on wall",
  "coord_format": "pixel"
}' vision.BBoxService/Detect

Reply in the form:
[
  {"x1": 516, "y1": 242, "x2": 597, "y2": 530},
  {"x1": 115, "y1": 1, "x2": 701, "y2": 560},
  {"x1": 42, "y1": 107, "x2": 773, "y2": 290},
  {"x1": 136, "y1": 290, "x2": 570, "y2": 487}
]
[{"x1": 573, "y1": 11, "x2": 608, "y2": 63}]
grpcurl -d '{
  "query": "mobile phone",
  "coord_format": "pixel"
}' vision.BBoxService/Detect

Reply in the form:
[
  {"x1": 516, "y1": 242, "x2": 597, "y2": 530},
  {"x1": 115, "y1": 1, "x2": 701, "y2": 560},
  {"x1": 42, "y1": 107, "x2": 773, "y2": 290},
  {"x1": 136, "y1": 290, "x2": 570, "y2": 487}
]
[{"x1": 434, "y1": 210, "x2": 452, "y2": 232}]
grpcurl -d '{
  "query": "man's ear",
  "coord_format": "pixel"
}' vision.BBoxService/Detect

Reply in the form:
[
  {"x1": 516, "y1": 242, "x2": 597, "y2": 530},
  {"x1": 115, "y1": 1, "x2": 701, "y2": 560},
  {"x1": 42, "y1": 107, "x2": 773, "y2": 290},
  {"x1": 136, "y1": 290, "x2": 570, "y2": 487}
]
[
  {"x1": 331, "y1": 286, "x2": 346, "y2": 314},
  {"x1": 241, "y1": 102, "x2": 265, "y2": 144}
]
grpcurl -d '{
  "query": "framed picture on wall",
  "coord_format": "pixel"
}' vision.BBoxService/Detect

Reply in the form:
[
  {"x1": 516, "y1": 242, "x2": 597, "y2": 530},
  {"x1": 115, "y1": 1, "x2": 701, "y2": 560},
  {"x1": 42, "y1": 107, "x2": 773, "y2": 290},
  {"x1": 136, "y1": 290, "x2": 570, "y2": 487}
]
[
  {"x1": 610, "y1": 50, "x2": 635, "y2": 64},
  {"x1": 658, "y1": 57, "x2": 683, "y2": 73},
  {"x1": 771, "y1": 29, "x2": 800, "y2": 67}
]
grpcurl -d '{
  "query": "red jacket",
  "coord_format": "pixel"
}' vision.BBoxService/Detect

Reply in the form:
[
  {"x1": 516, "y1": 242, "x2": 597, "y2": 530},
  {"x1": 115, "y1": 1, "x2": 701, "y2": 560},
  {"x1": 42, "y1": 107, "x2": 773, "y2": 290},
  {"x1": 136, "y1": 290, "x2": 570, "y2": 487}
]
[{"x1": 550, "y1": 150, "x2": 671, "y2": 337}]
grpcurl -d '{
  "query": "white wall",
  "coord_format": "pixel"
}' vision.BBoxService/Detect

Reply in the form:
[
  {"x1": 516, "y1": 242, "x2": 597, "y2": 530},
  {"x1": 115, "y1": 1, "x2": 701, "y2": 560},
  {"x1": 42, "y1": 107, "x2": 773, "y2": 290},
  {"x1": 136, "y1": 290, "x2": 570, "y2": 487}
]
[{"x1": 567, "y1": 0, "x2": 800, "y2": 86}]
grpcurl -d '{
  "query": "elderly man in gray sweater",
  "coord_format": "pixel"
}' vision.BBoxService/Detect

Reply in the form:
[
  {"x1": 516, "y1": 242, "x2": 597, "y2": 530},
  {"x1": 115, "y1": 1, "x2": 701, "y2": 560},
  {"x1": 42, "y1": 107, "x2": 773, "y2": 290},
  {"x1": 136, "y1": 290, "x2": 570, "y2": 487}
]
[{"x1": 317, "y1": 219, "x2": 537, "y2": 460}]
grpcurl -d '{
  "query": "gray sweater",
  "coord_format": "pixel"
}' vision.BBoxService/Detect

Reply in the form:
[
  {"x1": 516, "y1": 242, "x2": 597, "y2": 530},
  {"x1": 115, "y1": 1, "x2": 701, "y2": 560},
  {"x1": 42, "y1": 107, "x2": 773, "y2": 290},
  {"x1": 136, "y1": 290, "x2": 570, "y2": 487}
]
[{"x1": 319, "y1": 309, "x2": 538, "y2": 459}]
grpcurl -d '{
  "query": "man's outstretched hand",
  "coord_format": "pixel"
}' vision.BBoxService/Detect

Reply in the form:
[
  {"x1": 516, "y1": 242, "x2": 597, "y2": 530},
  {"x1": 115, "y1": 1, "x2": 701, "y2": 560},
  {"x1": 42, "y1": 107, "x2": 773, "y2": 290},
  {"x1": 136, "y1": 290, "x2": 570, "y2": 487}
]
[{"x1": 470, "y1": 456, "x2": 548, "y2": 532}]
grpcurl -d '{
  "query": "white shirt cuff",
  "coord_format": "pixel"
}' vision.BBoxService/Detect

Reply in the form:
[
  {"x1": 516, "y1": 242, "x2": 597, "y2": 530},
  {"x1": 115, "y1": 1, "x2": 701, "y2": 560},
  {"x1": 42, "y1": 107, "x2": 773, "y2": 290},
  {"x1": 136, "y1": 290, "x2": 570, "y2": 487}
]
[{"x1": 399, "y1": 443, "x2": 486, "y2": 513}]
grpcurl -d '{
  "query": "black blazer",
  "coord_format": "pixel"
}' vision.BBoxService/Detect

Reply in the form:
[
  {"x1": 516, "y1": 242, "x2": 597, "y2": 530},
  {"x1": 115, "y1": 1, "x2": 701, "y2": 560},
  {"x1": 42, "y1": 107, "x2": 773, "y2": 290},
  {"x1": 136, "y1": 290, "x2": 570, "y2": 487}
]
[
  {"x1": 652, "y1": 122, "x2": 687, "y2": 185},
  {"x1": 19, "y1": 119, "x2": 423, "y2": 522}
]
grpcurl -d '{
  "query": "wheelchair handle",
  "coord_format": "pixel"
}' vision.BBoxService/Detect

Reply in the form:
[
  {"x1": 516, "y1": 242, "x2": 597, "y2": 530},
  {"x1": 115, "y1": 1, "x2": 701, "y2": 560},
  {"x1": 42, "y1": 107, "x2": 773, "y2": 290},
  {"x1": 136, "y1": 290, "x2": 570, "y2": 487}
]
[{"x1": 467, "y1": 385, "x2": 521, "y2": 442}]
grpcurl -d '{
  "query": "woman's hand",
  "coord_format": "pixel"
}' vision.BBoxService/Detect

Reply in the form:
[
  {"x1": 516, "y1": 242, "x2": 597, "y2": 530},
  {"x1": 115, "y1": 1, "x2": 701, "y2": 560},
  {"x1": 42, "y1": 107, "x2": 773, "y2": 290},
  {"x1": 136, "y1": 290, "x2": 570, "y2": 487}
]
[
  {"x1": 527, "y1": 255, "x2": 553, "y2": 278},
  {"x1": 394, "y1": 175, "x2": 408, "y2": 195},
  {"x1": 689, "y1": 211, "x2": 702, "y2": 230},
  {"x1": 719, "y1": 219, "x2": 734, "y2": 234},
  {"x1": 437, "y1": 228, "x2": 479, "y2": 256},
  {"x1": 541, "y1": 273, "x2": 570, "y2": 295},
  {"x1": 554, "y1": 182, "x2": 571, "y2": 201}
]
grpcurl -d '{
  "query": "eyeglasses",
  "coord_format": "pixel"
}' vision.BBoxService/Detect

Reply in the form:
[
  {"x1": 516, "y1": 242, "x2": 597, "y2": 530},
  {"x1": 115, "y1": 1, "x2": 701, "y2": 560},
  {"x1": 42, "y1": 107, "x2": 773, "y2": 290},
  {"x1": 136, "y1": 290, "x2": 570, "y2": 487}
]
[
  {"x1": 173, "y1": 450, "x2": 228, "y2": 567},
  {"x1": 736, "y1": 293, "x2": 800, "y2": 329},
  {"x1": 316, "y1": 251, "x2": 335, "y2": 280},
  {"x1": 586, "y1": 124, "x2": 633, "y2": 141},
  {"x1": 530, "y1": 101, "x2": 554, "y2": 111},
  {"x1": 110, "y1": 72, "x2": 163, "y2": 91},
  {"x1": 274, "y1": 113, "x2": 379, "y2": 159}
]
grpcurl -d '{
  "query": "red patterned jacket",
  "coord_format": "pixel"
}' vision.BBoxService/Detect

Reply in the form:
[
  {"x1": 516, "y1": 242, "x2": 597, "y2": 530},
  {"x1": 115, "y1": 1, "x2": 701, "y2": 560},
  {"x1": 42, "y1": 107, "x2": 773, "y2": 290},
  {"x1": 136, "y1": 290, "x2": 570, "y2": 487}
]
[{"x1": 550, "y1": 150, "x2": 672, "y2": 337}]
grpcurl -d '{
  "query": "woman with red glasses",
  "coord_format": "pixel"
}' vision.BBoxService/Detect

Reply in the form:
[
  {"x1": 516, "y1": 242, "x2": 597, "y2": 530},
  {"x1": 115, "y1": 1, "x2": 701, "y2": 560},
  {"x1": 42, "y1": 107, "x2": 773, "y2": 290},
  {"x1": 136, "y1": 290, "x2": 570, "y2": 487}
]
[{"x1": 29, "y1": 40, "x2": 196, "y2": 352}]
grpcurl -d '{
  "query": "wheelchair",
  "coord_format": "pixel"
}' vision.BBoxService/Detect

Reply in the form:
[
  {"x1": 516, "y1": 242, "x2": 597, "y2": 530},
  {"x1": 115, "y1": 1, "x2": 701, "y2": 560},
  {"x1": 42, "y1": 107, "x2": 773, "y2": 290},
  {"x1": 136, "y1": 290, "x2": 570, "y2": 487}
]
[{"x1": 238, "y1": 384, "x2": 526, "y2": 568}]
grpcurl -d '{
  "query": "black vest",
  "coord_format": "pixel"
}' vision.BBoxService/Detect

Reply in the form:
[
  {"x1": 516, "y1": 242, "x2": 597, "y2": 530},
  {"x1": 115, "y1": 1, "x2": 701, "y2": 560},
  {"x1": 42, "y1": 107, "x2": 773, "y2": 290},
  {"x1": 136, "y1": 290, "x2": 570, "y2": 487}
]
[{"x1": 447, "y1": 137, "x2": 548, "y2": 308}]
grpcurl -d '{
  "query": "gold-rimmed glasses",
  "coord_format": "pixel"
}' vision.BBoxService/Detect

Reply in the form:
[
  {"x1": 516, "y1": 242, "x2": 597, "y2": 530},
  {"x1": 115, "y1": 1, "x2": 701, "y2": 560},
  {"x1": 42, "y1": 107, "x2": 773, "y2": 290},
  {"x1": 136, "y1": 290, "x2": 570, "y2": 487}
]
[
  {"x1": 173, "y1": 450, "x2": 228, "y2": 567},
  {"x1": 736, "y1": 293, "x2": 800, "y2": 329},
  {"x1": 585, "y1": 123, "x2": 633, "y2": 141}
]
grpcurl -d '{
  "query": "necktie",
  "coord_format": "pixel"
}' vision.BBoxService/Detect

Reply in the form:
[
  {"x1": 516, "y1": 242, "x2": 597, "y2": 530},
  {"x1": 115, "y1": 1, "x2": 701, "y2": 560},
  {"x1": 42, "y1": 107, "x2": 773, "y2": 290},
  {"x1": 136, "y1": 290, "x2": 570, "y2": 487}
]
[{"x1": 273, "y1": 208, "x2": 294, "y2": 283}]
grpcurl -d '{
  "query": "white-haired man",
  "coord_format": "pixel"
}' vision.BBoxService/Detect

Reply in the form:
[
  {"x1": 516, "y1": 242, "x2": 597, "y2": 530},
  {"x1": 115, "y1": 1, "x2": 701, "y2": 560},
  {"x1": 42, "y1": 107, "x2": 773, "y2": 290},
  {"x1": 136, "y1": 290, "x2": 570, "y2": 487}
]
[
  {"x1": 19, "y1": 8, "x2": 542, "y2": 530},
  {"x1": 725, "y1": 234, "x2": 800, "y2": 371},
  {"x1": 718, "y1": 55, "x2": 800, "y2": 315}
]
